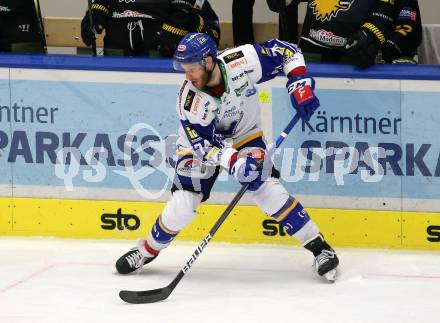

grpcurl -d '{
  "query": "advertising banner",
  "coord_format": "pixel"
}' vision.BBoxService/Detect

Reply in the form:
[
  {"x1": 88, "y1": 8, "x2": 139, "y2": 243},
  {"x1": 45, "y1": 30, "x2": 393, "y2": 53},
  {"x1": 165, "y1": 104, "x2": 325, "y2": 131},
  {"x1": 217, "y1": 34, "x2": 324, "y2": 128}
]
[{"x1": 0, "y1": 63, "x2": 439, "y2": 249}]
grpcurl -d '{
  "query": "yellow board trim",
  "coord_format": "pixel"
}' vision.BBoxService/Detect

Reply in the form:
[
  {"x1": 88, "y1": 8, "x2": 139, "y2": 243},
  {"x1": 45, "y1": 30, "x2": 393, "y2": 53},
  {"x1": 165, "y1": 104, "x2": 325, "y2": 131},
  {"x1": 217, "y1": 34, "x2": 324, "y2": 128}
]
[{"x1": 0, "y1": 197, "x2": 439, "y2": 251}]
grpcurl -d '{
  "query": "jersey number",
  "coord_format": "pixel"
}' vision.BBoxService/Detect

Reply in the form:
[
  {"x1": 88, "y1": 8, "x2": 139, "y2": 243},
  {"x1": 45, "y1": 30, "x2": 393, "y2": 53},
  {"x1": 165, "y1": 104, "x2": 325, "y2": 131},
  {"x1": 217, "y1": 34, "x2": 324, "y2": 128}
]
[{"x1": 396, "y1": 25, "x2": 413, "y2": 36}]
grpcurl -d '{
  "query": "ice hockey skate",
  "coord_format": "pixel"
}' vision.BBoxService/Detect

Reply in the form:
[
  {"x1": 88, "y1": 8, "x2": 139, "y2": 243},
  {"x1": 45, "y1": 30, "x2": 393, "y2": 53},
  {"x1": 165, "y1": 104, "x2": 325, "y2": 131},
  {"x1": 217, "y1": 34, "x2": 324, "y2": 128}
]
[
  {"x1": 116, "y1": 239, "x2": 158, "y2": 274},
  {"x1": 304, "y1": 235, "x2": 339, "y2": 282}
]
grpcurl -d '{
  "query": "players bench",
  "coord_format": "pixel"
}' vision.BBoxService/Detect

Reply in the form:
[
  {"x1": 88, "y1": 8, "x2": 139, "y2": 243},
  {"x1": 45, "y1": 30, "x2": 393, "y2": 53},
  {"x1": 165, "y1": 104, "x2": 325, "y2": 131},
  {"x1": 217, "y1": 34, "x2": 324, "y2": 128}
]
[{"x1": 42, "y1": 17, "x2": 298, "y2": 53}]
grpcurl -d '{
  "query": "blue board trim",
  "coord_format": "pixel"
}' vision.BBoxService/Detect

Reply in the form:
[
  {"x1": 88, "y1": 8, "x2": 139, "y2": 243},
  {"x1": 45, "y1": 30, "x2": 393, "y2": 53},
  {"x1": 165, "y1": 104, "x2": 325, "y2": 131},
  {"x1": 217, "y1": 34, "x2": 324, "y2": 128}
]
[{"x1": 0, "y1": 53, "x2": 439, "y2": 80}]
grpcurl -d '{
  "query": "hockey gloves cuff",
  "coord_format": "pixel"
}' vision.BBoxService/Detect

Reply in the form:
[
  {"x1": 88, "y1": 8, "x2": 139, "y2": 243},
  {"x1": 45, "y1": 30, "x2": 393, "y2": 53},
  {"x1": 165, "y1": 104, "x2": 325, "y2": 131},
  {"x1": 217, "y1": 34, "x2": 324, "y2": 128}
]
[{"x1": 286, "y1": 77, "x2": 320, "y2": 122}]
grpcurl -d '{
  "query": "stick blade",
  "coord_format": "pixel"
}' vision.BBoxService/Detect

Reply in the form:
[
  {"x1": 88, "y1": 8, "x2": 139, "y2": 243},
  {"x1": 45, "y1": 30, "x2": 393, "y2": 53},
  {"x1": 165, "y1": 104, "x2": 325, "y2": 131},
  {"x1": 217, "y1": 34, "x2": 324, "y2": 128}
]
[{"x1": 119, "y1": 286, "x2": 172, "y2": 304}]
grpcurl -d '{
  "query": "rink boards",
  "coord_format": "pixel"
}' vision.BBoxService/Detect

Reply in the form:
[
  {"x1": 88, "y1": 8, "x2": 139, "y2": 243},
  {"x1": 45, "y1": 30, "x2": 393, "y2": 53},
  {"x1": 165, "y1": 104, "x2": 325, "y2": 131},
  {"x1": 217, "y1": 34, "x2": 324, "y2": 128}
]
[
  {"x1": 0, "y1": 55, "x2": 440, "y2": 250},
  {"x1": 0, "y1": 197, "x2": 439, "y2": 250}
]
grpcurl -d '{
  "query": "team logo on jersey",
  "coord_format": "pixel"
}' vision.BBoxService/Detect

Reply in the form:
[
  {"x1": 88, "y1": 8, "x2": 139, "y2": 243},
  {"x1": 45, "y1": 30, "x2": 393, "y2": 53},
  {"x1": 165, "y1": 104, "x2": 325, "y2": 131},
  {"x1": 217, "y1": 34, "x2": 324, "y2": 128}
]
[
  {"x1": 176, "y1": 158, "x2": 207, "y2": 178},
  {"x1": 309, "y1": 0, "x2": 354, "y2": 22}
]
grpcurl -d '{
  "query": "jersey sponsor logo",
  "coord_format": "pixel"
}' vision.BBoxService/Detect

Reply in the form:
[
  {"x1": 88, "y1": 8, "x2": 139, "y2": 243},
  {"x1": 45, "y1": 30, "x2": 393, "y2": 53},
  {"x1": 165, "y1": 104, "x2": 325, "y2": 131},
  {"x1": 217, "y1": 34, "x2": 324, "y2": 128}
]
[
  {"x1": 184, "y1": 90, "x2": 196, "y2": 112},
  {"x1": 101, "y1": 208, "x2": 140, "y2": 231},
  {"x1": 192, "y1": 94, "x2": 203, "y2": 115},
  {"x1": 245, "y1": 88, "x2": 257, "y2": 97},
  {"x1": 398, "y1": 7, "x2": 417, "y2": 22},
  {"x1": 178, "y1": 80, "x2": 188, "y2": 114},
  {"x1": 223, "y1": 106, "x2": 239, "y2": 119},
  {"x1": 309, "y1": 0, "x2": 354, "y2": 22},
  {"x1": 223, "y1": 50, "x2": 245, "y2": 64},
  {"x1": 177, "y1": 44, "x2": 186, "y2": 52},
  {"x1": 112, "y1": 10, "x2": 154, "y2": 19},
  {"x1": 226, "y1": 57, "x2": 247, "y2": 70},
  {"x1": 18, "y1": 24, "x2": 30, "y2": 33},
  {"x1": 232, "y1": 73, "x2": 244, "y2": 82},
  {"x1": 184, "y1": 126, "x2": 199, "y2": 141},
  {"x1": 234, "y1": 82, "x2": 249, "y2": 97},
  {"x1": 427, "y1": 225, "x2": 440, "y2": 242},
  {"x1": 231, "y1": 69, "x2": 255, "y2": 82},
  {"x1": 0, "y1": 6, "x2": 11, "y2": 12},
  {"x1": 309, "y1": 29, "x2": 347, "y2": 47}
]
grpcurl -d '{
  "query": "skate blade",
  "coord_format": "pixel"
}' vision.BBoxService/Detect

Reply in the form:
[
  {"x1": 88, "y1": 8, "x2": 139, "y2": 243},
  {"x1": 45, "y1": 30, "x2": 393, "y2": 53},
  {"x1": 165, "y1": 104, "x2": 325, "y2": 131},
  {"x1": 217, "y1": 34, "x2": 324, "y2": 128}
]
[{"x1": 323, "y1": 269, "x2": 337, "y2": 283}]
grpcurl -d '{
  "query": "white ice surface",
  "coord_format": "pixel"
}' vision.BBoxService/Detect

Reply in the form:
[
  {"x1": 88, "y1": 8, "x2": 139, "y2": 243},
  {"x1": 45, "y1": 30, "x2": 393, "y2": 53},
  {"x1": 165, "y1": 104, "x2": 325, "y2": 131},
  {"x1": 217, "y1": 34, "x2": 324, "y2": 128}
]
[{"x1": 0, "y1": 238, "x2": 439, "y2": 323}]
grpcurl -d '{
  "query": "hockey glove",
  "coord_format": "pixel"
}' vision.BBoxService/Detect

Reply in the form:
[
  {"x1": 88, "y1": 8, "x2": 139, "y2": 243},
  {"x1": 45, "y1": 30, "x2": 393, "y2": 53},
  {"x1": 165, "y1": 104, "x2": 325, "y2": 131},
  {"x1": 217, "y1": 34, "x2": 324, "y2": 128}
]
[
  {"x1": 286, "y1": 77, "x2": 320, "y2": 122},
  {"x1": 345, "y1": 28, "x2": 381, "y2": 68},
  {"x1": 81, "y1": 5, "x2": 108, "y2": 47},
  {"x1": 381, "y1": 38, "x2": 404, "y2": 64},
  {"x1": 229, "y1": 153, "x2": 264, "y2": 192}
]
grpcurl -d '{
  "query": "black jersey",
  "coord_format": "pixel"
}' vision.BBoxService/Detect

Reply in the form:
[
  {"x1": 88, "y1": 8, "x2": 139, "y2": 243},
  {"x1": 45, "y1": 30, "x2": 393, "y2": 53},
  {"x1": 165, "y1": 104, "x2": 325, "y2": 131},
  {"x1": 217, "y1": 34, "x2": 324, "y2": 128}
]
[
  {"x1": 93, "y1": 0, "x2": 217, "y2": 23},
  {"x1": 299, "y1": 0, "x2": 395, "y2": 55},
  {"x1": 0, "y1": 0, "x2": 36, "y2": 13},
  {"x1": 0, "y1": 0, "x2": 44, "y2": 52},
  {"x1": 385, "y1": 0, "x2": 422, "y2": 59}
]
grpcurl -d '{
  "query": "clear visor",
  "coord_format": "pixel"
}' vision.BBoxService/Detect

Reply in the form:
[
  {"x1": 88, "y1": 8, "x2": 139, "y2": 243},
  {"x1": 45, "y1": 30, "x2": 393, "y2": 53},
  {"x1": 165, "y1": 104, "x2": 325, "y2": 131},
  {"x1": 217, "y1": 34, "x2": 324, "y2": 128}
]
[{"x1": 173, "y1": 57, "x2": 206, "y2": 72}]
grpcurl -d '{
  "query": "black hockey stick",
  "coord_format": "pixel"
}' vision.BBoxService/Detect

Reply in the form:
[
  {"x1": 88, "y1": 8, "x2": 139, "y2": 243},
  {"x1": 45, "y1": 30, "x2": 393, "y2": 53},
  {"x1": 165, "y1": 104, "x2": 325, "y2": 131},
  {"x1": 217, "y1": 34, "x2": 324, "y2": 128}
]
[
  {"x1": 119, "y1": 113, "x2": 301, "y2": 304},
  {"x1": 87, "y1": 0, "x2": 97, "y2": 56}
]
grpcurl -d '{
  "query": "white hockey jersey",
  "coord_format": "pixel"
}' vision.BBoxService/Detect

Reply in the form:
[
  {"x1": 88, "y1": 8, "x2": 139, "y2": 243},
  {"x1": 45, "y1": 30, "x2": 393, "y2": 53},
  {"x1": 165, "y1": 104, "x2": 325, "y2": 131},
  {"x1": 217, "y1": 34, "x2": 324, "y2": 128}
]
[{"x1": 176, "y1": 39, "x2": 307, "y2": 169}]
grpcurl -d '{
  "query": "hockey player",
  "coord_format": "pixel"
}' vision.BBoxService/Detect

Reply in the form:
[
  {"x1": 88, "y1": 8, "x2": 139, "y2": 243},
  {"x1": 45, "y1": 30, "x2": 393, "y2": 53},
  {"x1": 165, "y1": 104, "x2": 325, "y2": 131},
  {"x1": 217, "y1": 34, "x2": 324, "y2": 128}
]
[
  {"x1": 298, "y1": 0, "x2": 396, "y2": 67},
  {"x1": 115, "y1": 33, "x2": 340, "y2": 281},
  {"x1": 81, "y1": 0, "x2": 220, "y2": 57},
  {"x1": 381, "y1": 0, "x2": 422, "y2": 64},
  {"x1": 0, "y1": 0, "x2": 45, "y2": 53}
]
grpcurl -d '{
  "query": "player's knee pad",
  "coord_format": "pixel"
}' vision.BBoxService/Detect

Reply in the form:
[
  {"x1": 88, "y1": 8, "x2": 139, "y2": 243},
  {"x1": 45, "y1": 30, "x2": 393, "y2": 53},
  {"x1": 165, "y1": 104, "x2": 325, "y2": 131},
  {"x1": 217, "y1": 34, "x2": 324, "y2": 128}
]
[
  {"x1": 251, "y1": 178, "x2": 290, "y2": 215},
  {"x1": 161, "y1": 190, "x2": 203, "y2": 231},
  {"x1": 147, "y1": 190, "x2": 202, "y2": 251}
]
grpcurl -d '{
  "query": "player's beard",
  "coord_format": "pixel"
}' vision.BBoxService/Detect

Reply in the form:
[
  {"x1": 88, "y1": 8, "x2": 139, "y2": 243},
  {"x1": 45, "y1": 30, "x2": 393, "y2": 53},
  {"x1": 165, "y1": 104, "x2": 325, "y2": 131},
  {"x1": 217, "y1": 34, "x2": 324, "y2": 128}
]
[{"x1": 191, "y1": 70, "x2": 209, "y2": 90}]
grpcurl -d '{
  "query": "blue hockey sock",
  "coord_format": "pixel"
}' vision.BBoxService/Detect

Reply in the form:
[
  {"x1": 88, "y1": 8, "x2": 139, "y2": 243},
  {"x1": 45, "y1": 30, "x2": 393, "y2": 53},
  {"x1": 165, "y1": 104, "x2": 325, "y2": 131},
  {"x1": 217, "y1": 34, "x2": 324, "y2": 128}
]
[
  {"x1": 271, "y1": 196, "x2": 311, "y2": 235},
  {"x1": 150, "y1": 216, "x2": 179, "y2": 245}
]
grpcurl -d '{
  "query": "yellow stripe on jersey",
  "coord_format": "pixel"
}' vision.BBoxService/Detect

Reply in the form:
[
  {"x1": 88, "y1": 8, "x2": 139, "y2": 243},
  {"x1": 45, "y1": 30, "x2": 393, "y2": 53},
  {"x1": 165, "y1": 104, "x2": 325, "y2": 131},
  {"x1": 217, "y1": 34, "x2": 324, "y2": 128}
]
[{"x1": 233, "y1": 131, "x2": 264, "y2": 149}]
